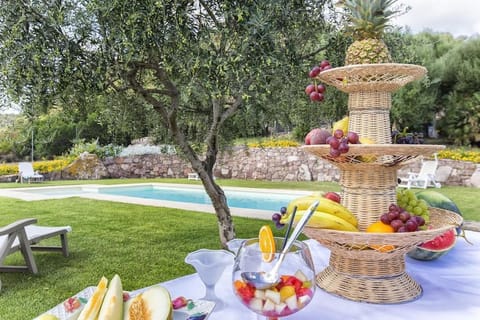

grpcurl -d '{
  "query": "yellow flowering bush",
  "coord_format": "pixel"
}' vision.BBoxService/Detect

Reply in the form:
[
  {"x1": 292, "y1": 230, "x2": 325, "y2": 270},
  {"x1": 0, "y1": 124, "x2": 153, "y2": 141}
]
[
  {"x1": 0, "y1": 163, "x2": 18, "y2": 176},
  {"x1": 0, "y1": 157, "x2": 75, "y2": 175},
  {"x1": 437, "y1": 148, "x2": 480, "y2": 163},
  {"x1": 247, "y1": 138, "x2": 300, "y2": 148}
]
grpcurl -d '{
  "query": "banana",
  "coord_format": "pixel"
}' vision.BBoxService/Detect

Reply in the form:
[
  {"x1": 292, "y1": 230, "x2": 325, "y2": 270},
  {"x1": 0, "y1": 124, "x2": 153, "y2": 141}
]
[
  {"x1": 286, "y1": 194, "x2": 324, "y2": 213},
  {"x1": 282, "y1": 210, "x2": 358, "y2": 232},
  {"x1": 332, "y1": 116, "x2": 349, "y2": 135},
  {"x1": 285, "y1": 193, "x2": 358, "y2": 227}
]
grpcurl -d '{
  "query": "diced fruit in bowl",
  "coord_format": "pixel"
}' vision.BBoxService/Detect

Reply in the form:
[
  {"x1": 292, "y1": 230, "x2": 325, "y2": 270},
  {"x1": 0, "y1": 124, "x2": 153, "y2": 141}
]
[{"x1": 233, "y1": 272, "x2": 314, "y2": 318}]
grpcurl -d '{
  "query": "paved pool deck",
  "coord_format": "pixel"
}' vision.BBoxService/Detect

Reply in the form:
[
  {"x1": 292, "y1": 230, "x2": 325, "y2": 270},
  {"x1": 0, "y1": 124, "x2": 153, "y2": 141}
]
[{"x1": 0, "y1": 183, "x2": 311, "y2": 220}]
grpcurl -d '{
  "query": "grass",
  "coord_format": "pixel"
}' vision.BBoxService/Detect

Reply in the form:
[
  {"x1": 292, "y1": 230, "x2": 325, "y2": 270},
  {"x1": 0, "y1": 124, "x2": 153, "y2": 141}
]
[{"x1": 0, "y1": 178, "x2": 478, "y2": 319}]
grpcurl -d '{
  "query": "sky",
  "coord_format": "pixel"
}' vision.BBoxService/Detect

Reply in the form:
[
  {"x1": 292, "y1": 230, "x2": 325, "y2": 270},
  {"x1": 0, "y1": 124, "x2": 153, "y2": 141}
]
[{"x1": 392, "y1": 0, "x2": 480, "y2": 37}]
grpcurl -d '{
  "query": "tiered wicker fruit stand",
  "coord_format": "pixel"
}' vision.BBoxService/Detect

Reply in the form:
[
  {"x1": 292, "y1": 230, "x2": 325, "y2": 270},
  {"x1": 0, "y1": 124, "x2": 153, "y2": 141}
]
[{"x1": 302, "y1": 63, "x2": 463, "y2": 303}]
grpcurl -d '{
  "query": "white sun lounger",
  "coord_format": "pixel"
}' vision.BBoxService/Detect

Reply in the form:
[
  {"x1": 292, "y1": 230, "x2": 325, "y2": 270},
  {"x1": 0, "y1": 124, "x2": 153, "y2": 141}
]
[{"x1": 0, "y1": 218, "x2": 71, "y2": 274}]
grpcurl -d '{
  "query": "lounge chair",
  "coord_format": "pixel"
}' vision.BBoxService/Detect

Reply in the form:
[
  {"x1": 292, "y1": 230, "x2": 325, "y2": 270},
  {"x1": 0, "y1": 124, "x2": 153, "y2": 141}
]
[
  {"x1": 398, "y1": 154, "x2": 442, "y2": 189},
  {"x1": 0, "y1": 218, "x2": 71, "y2": 274},
  {"x1": 18, "y1": 162, "x2": 44, "y2": 183}
]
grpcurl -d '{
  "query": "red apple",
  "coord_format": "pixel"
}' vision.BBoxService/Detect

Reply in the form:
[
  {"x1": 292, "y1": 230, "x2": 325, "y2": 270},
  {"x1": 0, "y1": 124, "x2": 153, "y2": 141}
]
[
  {"x1": 310, "y1": 128, "x2": 331, "y2": 145},
  {"x1": 324, "y1": 192, "x2": 341, "y2": 203},
  {"x1": 304, "y1": 130, "x2": 315, "y2": 145}
]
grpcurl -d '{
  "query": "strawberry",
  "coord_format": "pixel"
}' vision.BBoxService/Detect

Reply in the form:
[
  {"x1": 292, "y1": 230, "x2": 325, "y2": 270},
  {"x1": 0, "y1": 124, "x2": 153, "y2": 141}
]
[{"x1": 63, "y1": 297, "x2": 81, "y2": 313}]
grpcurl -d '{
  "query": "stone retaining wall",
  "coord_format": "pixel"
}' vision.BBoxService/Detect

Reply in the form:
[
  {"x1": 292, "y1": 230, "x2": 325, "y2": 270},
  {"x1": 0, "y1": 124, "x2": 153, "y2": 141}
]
[
  {"x1": 98, "y1": 147, "x2": 479, "y2": 187},
  {"x1": 3, "y1": 147, "x2": 478, "y2": 187}
]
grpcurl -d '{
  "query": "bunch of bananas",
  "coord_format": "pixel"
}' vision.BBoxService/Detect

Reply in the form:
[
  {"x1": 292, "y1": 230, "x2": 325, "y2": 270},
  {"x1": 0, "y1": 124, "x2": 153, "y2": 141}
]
[{"x1": 280, "y1": 193, "x2": 359, "y2": 232}]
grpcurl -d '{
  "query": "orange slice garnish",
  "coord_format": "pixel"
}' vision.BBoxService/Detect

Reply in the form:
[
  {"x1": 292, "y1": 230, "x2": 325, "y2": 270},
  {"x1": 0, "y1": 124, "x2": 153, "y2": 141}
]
[{"x1": 259, "y1": 225, "x2": 276, "y2": 262}]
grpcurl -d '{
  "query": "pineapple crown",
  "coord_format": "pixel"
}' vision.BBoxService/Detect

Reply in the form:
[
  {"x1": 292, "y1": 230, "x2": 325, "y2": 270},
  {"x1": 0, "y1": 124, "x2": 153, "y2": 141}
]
[{"x1": 339, "y1": 0, "x2": 400, "y2": 40}]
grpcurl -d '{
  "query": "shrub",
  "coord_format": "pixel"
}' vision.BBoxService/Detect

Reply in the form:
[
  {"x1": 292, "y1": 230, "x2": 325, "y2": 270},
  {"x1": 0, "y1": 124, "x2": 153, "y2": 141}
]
[
  {"x1": 69, "y1": 139, "x2": 123, "y2": 159},
  {"x1": 118, "y1": 144, "x2": 176, "y2": 157},
  {"x1": 32, "y1": 158, "x2": 73, "y2": 173}
]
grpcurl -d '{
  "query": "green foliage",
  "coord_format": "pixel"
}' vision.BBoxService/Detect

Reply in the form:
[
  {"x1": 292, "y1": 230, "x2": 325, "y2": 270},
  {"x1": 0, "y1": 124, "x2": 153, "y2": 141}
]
[
  {"x1": 69, "y1": 139, "x2": 122, "y2": 159},
  {"x1": 436, "y1": 39, "x2": 480, "y2": 146}
]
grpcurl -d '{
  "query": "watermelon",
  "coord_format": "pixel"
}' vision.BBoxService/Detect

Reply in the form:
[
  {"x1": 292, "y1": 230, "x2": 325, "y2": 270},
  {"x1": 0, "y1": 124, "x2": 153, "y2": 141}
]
[
  {"x1": 407, "y1": 190, "x2": 462, "y2": 261},
  {"x1": 407, "y1": 228, "x2": 457, "y2": 261},
  {"x1": 415, "y1": 190, "x2": 463, "y2": 235}
]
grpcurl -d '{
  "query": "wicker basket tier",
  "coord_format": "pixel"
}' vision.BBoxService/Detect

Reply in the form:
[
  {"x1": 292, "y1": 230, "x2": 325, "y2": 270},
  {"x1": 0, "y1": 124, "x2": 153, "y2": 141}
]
[
  {"x1": 316, "y1": 63, "x2": 427, "y2": 93},
  {"x1": 302, "y1": 144, "x2": 445, "y2": 168},
  {"x1": 303, "y1": 144, "x2": 445, "y2": 229},
  {"x1": 304, "y1": 208, "x2": 463, "y2": 303},
  {"x1": 316, "y1": 64, "x2": 427, "y2": 143}
]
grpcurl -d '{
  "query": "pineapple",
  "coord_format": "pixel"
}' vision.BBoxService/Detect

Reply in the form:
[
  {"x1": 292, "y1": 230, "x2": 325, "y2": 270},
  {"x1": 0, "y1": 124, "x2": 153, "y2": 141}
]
[{"x1": 340, "y1": 0, "x2": 399, "y2": 65}]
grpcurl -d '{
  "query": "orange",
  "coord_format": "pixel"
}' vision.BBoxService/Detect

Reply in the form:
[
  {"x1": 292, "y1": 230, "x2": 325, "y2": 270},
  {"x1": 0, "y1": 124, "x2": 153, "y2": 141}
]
[
  {"x1": 259, "y1": 225, "x2": 276, "y2": 262},
  {"x1": 366, "y1": 221, "x2": 395, "y2": 252}
]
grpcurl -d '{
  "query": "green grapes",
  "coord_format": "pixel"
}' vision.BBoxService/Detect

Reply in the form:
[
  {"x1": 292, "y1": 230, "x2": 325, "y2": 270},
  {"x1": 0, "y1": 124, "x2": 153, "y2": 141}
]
[{"x1": 396, "y1": 189, "x2": 430, "y2": 228}]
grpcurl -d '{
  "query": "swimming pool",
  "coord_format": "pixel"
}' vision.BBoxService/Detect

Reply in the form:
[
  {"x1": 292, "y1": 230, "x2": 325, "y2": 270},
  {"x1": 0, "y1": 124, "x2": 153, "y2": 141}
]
[
  {"x1": 95, "y1": 185, "x2": 297, "y2": 211},
  {"x1": 4, "y1": 184, "x2": 310, "y2": 218}
]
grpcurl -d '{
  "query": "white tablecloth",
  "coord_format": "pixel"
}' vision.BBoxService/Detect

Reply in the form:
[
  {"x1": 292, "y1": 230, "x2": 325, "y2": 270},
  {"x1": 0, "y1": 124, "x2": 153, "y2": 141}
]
[{"x1": 158, "y1": 231, "x2": 480, "y2": 320}]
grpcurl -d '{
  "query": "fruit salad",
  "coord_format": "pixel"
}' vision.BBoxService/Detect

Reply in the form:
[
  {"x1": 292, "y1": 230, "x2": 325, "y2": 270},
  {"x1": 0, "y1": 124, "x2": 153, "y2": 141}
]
[{"x1": 233, "y1": 270, "x2": 314, "y2": 318}]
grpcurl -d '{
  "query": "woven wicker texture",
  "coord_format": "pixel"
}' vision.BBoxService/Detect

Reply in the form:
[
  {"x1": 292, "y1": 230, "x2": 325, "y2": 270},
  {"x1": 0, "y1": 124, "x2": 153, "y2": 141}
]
[
  {"x1": 302, "y1": 144, "x2": 445, "y2": 167},
  {"x1": 305, "y1": 208, "x2": 462, "y2": 303},
  {"x1": 304, "y1": 208, "x2": 462, "y2": 258},
  {"x1": 316, "y1": 63, "x2": 427, "y2": 93},
  {"x1": 304, "y1": 62, "x2": 453, "y2": 303},
  {"x1": 349, "y1": 108, "x2": 392, "y2": 144},
  {"x1": 316, "y1": 266, "x2": 422, "y2": 303}
]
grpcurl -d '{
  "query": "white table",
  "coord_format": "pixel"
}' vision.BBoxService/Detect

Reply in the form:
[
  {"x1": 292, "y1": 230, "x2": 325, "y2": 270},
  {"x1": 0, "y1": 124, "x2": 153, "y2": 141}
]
[{"x1": 158, "y1": 231, "x2": 480, "y2": 320}]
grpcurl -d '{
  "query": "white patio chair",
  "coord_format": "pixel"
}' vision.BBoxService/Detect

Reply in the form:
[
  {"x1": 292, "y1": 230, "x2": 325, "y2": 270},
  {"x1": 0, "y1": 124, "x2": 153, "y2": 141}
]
[
  {"x1": 398, "y1": 154, "x2": 441, "y2": 189},
  {"x1": 18, "y1": 162, "x2": 44, "y2": 183}
]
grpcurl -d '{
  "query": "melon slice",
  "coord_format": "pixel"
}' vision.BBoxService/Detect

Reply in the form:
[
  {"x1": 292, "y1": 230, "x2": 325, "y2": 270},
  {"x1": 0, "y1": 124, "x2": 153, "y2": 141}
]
[
  {"x1": 78, "y1": 276, "x2": 109, "y2": 320},
  {"x1": 124, "y1": 286, "x2": 173, "y2": 320},
  {"x1": 98, "y1": 274, "x2": 123, "y2": 320}
]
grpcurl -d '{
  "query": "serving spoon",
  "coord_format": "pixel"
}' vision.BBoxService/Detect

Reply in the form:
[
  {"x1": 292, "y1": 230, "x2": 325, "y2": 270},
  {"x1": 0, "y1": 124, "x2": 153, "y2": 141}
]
[{"x1": 241, "y1": 200, "x2": 319, "y2": 290}]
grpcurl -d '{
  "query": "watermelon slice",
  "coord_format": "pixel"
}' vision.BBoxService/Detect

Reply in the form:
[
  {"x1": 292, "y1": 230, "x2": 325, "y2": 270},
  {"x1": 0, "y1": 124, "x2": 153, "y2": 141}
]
[{"x1": 407, "y1": 228, "x2": 457, "y2": 261}]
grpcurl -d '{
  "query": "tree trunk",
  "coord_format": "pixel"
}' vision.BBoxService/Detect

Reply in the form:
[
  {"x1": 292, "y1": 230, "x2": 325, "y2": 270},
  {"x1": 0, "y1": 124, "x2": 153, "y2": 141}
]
[{"x1": 199, "y1": 172, "x2": 236, "y2": 248}]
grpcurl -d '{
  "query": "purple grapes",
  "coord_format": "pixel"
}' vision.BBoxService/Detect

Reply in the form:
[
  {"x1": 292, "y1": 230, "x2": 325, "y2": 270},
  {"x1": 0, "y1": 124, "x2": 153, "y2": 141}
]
[{"x1": 380, "y1": 203, "x2": 423, "y2": 233}]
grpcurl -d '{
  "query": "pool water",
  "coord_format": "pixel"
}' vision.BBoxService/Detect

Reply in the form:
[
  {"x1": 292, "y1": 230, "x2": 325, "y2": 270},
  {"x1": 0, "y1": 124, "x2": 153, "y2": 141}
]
[{"x1": 98, "y1": 185, "x2": 298, "y2": 211}]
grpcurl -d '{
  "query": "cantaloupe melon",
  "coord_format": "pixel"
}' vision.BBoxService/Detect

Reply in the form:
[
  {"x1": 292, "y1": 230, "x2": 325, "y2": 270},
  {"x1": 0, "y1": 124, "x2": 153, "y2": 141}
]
[{"x1": 124, "y1": 286, "x2": 173, "y2": 320}]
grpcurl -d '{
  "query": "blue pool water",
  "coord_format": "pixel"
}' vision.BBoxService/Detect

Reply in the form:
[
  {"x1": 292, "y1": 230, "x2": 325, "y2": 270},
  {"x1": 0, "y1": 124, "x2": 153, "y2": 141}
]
[{"x1": 98, "y1": 185, "x2": 298, "y2": 211}]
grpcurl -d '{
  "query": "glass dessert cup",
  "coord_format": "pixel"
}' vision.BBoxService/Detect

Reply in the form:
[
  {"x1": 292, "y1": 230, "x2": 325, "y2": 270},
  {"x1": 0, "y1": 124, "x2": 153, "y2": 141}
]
[
  {"x1": 232, "y1": 237, "x2": 316, "y2": 320},
  {"x1": 185, "y1": 248, "x2": 234, "y2": 309}
]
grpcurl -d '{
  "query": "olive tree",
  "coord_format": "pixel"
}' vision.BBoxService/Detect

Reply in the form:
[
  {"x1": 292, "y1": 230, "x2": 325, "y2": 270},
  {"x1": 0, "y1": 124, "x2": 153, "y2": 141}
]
[{"x1": 0, "y1": 0, "x2": 336, "y2": 246}]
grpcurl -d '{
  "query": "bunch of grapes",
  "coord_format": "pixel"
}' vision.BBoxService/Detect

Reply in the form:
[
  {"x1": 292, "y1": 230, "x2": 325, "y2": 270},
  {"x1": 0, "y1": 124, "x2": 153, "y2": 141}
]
[
  {"x1": 326, "y1": 129, "x2": 359, "y2": 157},
  {"x1": 380, "y1": 204, "x2": 426, "y2": 232},
  {"x1": 396, "y1": 189, "x2": 430, "y2": 226},
  {"x1": 392, "y1": 130, "x2": 424, "y2": 144},
  {"x1": 271, "y1": 206, "x2": 287, "y2": 229},
  {"x1": 304, "y1": 60, "x2": 332, "y2": 103}
]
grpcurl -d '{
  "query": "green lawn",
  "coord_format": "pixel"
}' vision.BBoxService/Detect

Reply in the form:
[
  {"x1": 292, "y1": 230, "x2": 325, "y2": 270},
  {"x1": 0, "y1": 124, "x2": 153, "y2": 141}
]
[{"x1": 0, "y1": 178, "x2": 478, "y2": 319}]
